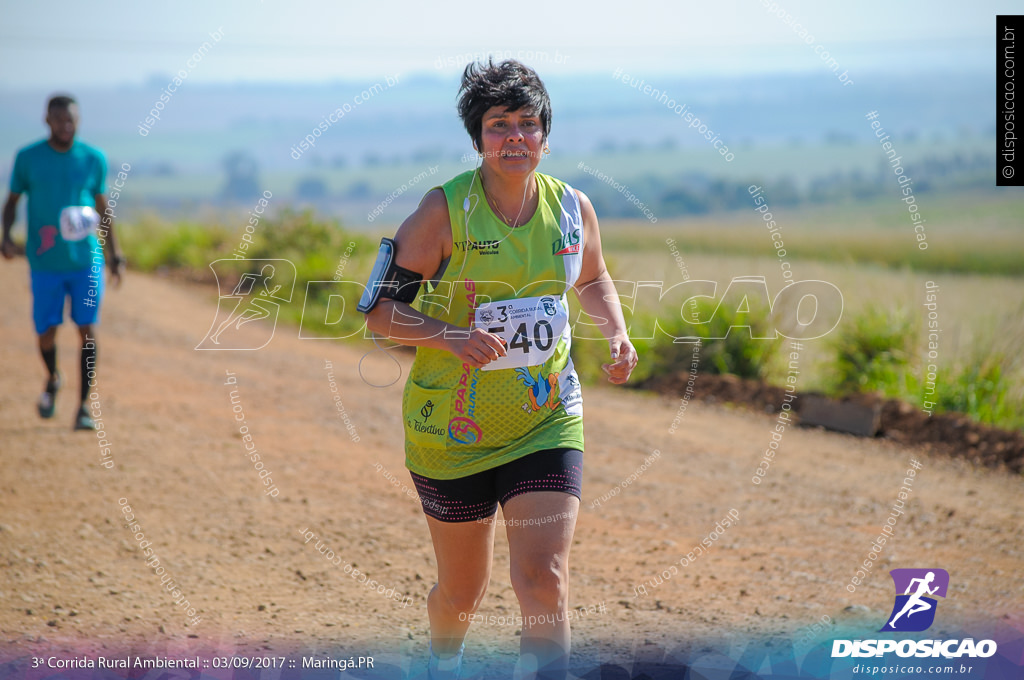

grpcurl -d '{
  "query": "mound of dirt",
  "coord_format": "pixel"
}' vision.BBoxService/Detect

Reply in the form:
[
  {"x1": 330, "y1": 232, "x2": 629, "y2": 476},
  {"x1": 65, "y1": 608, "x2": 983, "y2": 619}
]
[{"x1": 639, "y1": 372, "x2": 1024, "y2": 473}]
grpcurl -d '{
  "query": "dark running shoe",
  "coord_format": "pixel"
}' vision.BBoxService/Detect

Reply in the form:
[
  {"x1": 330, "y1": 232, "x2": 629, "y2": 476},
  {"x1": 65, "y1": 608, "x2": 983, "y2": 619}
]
[
  {"x1": 74, "y1": 404, "x2": 96, "y2": 431},
  {"x1": 37, "y1": 373, "x2": 61, "y2": 419}
]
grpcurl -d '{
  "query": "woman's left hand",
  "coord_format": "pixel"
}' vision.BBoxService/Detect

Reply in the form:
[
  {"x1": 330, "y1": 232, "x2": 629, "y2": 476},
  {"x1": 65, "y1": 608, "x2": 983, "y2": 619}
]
[{"x1": 601, "y1": 336, "x2": 638, "y2": 384}]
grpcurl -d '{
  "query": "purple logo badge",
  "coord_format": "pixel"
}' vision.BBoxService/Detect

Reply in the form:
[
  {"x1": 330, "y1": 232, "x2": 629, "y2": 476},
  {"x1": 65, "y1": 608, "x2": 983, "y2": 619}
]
[{"x1": 880, "y1": 568, "x2": 949, "y2": 632}]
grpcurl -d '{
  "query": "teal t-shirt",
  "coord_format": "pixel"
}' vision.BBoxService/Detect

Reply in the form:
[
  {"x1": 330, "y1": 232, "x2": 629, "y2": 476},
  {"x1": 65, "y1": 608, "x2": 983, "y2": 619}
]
[{"x1": 9, "y1": 139, "x2": 107, "y2": 272}]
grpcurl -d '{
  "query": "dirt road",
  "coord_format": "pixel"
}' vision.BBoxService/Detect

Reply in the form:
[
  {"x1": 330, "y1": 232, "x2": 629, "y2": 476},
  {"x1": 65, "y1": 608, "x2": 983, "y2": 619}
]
[{"x1": 0, "y1": 259, "x2": 1021, "y2": 676}]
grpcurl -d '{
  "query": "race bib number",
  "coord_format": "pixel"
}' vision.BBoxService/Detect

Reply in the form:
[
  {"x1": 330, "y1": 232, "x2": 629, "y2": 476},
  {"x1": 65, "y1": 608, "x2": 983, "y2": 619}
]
[
  {"x1": 473, "y1": 294, "x2": 568, "y2": 371},
  {"x1": 59, "y1": 206, "x2": 100, "y2": 242}
]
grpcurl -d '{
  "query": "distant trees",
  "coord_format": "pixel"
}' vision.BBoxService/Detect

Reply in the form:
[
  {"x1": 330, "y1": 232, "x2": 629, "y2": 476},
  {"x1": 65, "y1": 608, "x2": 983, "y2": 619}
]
[
  {"x1": 295, "y1": 176, "x2": 329, "y2": 201},
  {"x1": 571, "y1": 150, "x2": 993, "y2": 219},
  {"x1": 221, "y1": 151, "x2": 262, "y2": 202}
]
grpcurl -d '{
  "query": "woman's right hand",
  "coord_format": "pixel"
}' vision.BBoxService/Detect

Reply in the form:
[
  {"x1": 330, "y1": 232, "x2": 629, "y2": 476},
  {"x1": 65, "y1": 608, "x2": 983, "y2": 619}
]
[{"x1": 444, "y1": 327, "x2": 508, "y2": 368}]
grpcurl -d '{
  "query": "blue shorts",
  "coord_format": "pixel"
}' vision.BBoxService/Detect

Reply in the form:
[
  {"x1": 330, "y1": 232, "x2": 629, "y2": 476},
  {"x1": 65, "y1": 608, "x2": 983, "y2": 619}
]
[{"x1": 30, "y1": 267, "x2": 104, "y2": 335}]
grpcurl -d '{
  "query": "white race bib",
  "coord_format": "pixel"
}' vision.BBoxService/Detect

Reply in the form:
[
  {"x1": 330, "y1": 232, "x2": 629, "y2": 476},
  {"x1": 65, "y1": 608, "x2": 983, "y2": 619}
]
[
  {"x1": 59, "y1": 206, "x2": 100, "y2": 242},
  {"x1": 473, "y1": 294, "x2": 568, "y2": 371}
]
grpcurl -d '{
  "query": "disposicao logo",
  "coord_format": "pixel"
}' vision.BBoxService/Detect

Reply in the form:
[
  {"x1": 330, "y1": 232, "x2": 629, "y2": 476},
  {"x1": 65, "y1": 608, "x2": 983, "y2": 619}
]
[
  {"x1": 880, "y1": 568, "x2": 948, "y2": 632},
  {"x1": 831, "y1": 568, "x2": 997, "y2": 659}
]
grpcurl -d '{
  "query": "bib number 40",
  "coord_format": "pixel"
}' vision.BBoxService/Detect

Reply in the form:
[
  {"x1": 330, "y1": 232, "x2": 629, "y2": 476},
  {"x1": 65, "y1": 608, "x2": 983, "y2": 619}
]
[{"x1": 487, "y1": 320, "x2": 555, "y2": 354}]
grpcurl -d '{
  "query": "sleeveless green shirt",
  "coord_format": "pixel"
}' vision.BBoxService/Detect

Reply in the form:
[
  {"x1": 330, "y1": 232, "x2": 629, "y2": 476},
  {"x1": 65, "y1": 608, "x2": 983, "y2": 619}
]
[{"x1": 402, "y1": 170, "x2": 585, "y2": 479}]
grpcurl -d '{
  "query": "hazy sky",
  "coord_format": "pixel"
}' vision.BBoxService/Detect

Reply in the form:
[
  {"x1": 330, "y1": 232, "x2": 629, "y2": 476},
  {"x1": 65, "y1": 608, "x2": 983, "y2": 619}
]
[{"x1": 0, "y1": 0, "x2": 1009, "y2": 88}]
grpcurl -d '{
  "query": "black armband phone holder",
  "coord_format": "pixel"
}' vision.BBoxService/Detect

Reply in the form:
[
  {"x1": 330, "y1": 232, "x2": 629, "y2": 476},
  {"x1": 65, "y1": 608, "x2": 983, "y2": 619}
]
[{"x1": 357, "y1": 237, "x2": 424, "y2": 313}]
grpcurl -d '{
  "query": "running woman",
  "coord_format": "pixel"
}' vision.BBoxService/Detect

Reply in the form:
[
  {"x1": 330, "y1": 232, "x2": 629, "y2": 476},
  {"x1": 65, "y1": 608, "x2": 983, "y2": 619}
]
[
  {"x1": 2, "y1": 94, "x2": 124, "y2": 430},
  {"x1": 361, "y1": 60, "x2": 637, "y2": 680}
]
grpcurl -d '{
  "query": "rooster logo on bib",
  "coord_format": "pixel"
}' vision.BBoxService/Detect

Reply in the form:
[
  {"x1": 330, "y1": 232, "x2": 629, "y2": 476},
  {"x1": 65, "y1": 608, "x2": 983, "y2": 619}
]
[{"x1": 515, "y1": 367, "x2": 561, "y2": 412}]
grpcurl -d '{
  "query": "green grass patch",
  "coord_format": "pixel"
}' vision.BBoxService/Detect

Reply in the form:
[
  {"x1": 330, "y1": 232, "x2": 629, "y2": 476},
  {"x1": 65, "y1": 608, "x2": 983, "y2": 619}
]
[
  {"x1": 600, "y1": 191, "x2": 1024, "y2": 277},
  {"x1": 823, "y1": 306, "x2": 1024, "y2": 431},
  {"x1": 121, "y1": 210, "x2": 377, "y2": 339},
  {"x1": 571, "y1": 297, "x2": 782, "y2": 385}
]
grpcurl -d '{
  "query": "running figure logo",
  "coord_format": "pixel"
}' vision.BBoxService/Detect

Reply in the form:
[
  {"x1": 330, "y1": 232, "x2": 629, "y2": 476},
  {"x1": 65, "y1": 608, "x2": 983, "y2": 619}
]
[
  {"x1": 196, "y1": 259, "x2": 296, "y2": 350},
  {"x1": 880, "y1": 568, "x2": 949, "y2": 632}
]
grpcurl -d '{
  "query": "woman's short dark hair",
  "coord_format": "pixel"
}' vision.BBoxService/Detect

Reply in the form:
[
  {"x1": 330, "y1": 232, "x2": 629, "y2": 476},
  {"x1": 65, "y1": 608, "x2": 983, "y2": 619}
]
[{"x1": 457, "y1": 59, "x2": 552, "y2": 151}]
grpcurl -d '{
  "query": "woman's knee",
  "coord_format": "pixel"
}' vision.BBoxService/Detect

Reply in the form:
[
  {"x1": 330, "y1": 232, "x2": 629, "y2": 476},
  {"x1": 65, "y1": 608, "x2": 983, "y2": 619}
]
[
  {"x1": 435, "y1": 578, "x2": 489, "y2": 615},
  {"x1": 510, "y1": 558, "x2": 567, "y2": 606}
]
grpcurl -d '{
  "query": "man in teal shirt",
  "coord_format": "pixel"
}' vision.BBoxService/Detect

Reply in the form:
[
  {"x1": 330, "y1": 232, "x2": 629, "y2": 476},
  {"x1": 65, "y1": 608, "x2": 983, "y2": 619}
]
[{"x1": 2, "y1": 94, "x2": 124, "y2": 430}]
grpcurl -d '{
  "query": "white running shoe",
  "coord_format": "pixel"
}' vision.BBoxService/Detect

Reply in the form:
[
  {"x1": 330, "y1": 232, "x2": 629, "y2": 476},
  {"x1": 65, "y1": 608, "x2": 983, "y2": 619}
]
[{"x1": 427, "y1": 642, "x2": 464, "y2": 680}]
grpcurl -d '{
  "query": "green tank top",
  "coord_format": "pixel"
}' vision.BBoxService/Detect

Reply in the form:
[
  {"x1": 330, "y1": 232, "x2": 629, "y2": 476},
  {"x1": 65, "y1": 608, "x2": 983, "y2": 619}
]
[{"x1": 402, "y1": 170, "x2": 585, "y2": 479}]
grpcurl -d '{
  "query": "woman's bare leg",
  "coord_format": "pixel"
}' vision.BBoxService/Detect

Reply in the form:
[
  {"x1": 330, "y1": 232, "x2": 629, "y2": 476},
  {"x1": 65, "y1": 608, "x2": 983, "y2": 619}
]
[
  {"x1": 423, "y1": 514, "x2": 496, "y2": 657},
  {"x1": 503, "y1": 492, "x2": 580, "y2": 680}
]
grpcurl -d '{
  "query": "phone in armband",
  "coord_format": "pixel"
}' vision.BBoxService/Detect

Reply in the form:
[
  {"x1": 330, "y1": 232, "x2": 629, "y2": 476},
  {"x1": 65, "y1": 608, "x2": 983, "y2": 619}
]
[{"x1": 357, "y1": 237, "x2": 422, "y2": 313}]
